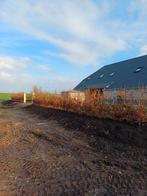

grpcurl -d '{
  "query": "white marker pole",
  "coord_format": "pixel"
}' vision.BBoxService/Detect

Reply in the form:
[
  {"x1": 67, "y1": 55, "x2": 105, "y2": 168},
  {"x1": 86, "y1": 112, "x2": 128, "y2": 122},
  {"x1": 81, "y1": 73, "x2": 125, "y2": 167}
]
[{"x1": 24, "y1": 93, "x2": 26, "y2": 103}]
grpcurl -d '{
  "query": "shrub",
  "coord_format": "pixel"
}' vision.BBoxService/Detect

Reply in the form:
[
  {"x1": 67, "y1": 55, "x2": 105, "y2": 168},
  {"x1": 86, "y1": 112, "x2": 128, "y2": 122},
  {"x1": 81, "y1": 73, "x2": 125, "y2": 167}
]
[
  {"x1": 11, "y1": 93, "x2": 32, "y2": 102},
  {"x1": 32, "y1": 91, "x2": 147, "y2": 124},
  {"x1": 11, "y1": 93, "x2": 24, "y2": 102}
]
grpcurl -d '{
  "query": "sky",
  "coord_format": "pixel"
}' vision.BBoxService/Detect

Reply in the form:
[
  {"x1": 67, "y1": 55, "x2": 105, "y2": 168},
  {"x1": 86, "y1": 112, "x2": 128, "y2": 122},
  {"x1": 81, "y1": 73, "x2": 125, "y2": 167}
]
[{"x1": 0, "y1": 0, "x2": 147, "y2": 92}]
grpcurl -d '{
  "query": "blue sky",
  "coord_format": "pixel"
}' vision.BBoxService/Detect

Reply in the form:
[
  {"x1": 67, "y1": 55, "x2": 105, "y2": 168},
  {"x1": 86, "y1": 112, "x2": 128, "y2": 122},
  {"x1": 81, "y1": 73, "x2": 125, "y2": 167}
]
[{"x1": 0, "y1": 0, "x2": 147, "y2": 92}]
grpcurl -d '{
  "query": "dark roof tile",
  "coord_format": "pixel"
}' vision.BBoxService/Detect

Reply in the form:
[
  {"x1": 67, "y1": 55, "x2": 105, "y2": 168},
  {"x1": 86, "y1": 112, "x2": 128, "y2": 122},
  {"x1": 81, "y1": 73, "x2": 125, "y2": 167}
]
[{"x1": 74, "y1": 55, "x2": 147, "y2": 90}]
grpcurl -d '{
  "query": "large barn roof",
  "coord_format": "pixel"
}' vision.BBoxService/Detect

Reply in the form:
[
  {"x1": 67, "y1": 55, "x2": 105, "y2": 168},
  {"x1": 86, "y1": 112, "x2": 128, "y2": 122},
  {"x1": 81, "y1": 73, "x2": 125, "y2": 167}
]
[{"x1": 74, "y1": 55, "x2": 147, "y2": 90}]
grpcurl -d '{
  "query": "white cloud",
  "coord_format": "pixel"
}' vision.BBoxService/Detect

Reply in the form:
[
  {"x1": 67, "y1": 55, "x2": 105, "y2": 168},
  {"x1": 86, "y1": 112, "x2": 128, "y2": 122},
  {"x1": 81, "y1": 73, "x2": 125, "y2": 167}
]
[
  {"x1": 129, "y1": 0, "x2": 147, "y2": 14},
  {"x1": 140, "y1": 45, "x2": 147, "y2": 55},
  {"x1": 128, "y1": 0, "x2": 147, "y2": 56},
  {"x1": 0, "y1": 0, "x2": 128, "y2": 66},
  {"x1": 0, "y1": 71, "x2": 14, "y2": 81},
  {"x1": 37, "y1": 76, "x2": 77, "y2": 92},
  {"x1": 1, "y1": 1, "x2": 147, "y2": 92},
  {"x1": 0, "y1": 55, "x2": 75, "y2": 92},
  {"x1": 0, "y1": 56, "x2": 31, "y2": 71},
  {"x1": 36, "y1": 64, "x2": 52, "y2": 73},
  {"x1": 51, "y1": 77, "x2": 77, "y2": 92},
  {"x1": 0, "y1": 56, "x2": 33, "y2": 91}
]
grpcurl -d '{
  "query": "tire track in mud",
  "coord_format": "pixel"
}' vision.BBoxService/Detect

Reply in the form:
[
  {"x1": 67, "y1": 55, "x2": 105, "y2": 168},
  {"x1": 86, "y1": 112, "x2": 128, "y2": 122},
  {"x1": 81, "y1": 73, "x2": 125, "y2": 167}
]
[{"x1": 0, "y1": 103, "x2": 146, "y2": 195}]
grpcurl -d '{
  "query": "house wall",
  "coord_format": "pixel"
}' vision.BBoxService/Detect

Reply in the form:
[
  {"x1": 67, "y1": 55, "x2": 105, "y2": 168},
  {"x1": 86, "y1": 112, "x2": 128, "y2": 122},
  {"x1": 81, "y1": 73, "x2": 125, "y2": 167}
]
[
  {"x1": 104, "y1": 88, "x2": 147, "y2": 100},
  {"x1": 62, "y1": 91, "x2": 85, "y2": 103},
  {"x1": 62, "y1": 88, "x2": 147, "y2": 105}
]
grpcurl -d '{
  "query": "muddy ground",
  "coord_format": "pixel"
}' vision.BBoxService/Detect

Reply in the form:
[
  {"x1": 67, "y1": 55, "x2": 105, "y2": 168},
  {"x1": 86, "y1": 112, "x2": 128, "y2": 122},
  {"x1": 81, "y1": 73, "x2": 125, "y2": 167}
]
[{"x1": 0, "y1": 102, "x2": 146, "y2": 196}]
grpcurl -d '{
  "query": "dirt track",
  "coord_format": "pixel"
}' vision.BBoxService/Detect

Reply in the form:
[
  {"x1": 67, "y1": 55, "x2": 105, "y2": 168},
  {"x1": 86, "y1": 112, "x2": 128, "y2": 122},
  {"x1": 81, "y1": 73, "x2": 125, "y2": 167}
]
[{"x1": 0, "y1": 103, "x2": 146, "y2": 196}]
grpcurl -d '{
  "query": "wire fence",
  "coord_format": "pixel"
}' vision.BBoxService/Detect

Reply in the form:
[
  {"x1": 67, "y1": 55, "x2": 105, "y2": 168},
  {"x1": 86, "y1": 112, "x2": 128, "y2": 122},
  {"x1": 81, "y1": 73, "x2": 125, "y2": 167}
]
[{"x1": 104, "y1": 87, "x2": 147, "y2": 105}]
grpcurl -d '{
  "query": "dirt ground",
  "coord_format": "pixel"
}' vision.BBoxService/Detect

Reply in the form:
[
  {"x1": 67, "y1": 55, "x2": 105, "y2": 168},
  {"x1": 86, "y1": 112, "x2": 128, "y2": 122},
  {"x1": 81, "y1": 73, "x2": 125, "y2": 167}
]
[{"x1": 0, "y1": 102, "x2": 146, "y2": 196}]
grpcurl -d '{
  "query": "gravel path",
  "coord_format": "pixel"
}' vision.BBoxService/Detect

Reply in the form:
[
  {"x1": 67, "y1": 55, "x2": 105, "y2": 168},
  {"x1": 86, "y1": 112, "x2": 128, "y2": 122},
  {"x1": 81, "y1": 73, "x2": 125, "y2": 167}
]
[{"x1": 0, "y1": 103, "x2": 146, "y2": 196}]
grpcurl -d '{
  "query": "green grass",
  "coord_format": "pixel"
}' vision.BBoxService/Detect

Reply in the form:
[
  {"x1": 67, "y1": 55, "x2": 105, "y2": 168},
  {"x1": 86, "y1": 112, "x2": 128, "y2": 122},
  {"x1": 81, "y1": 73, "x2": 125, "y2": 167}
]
[
  {"x1": 0, "y1": 93, "x2": 32, "y2": 102},
  {"x1": 0, "y1": 93, "x2": 12, "y2": 102},
  {"x1": 26, "y1": 93, "x2": 32, "y2": 101}
]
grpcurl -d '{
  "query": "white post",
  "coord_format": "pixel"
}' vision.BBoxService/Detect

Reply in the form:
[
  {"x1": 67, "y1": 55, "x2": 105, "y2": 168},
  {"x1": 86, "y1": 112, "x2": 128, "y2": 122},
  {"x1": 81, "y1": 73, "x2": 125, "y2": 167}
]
[{"x1": 24, "y1": 93, "x2": 26, "y2": 103}]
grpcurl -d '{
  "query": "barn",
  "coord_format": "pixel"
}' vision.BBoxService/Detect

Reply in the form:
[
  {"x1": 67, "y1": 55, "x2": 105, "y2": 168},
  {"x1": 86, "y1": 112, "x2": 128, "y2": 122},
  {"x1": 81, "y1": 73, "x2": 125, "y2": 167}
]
[{"x1": 74, "y1": 55, "x2": 147, "y2": 102}]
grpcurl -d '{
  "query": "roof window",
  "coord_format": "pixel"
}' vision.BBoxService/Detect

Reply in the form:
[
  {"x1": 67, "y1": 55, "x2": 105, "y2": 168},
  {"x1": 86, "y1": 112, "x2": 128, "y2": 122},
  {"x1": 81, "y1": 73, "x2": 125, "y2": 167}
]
[
  {"x1": 134, "y1": 66, "x2": 143, "y2": 73},
  {"x1": 85, "y1": 77, "x2": 91, "y2": 81},
  {"x1": 105, "y1": 81, "x2": 114, "y2": 89},
  {"x1": 106, "y1": 84, "x2": 111, "y2": 88},
  {"x1": 109, "y1": 72, "x2": 114, "y2": 77},
  {"x1": 100, "y1": 74, "x2": 104, "y2": 78}
]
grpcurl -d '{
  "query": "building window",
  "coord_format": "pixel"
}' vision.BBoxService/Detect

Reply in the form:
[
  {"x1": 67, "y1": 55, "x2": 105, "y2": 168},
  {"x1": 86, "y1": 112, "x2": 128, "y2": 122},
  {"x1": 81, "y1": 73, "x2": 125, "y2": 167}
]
[
  {"x1": 106, "y1": 84, "x2": 111, "y2": 88},
  {"x1": 100, "y1": 74, "x2": 104, "y2": 78},
  {"x1": 134, "y1": 66, "x2": 143, "y2": 73},
  {"x1": 85, "y1": 77, "x2": 91, "y2": 81},
  {"x1": 109, "y1": 72, "x2": 115, "y2": 77}
]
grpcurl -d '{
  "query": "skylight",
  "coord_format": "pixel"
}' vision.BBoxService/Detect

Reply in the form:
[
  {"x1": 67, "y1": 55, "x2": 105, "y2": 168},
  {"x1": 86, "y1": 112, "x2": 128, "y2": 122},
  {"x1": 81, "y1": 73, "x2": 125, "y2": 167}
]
[
  {"x1": 109, "y1": 72, "x2": 114, "y2": 77},
  {"x1": 105, "y1": 81, "x2": 113, "y2": 89},
  {"x1": 106, "y1": 84, "x2": 111, "y2": 88},
  {"x1": 134, "y1": 66, "x2": 143, "y2": 73},
  {"x1": 85, "y1": 77, "x2": 91, "y2": 81},
  {"x1": 100, "y1": 74, "x2": 104, "y2": 78}
]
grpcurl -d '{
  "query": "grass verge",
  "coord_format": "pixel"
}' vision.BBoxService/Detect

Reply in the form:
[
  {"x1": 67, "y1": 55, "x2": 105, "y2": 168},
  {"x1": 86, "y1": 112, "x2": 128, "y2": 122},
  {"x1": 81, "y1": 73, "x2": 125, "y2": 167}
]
[{"x1": 0, "y1": 93, "x2": 12, "y2": 102}]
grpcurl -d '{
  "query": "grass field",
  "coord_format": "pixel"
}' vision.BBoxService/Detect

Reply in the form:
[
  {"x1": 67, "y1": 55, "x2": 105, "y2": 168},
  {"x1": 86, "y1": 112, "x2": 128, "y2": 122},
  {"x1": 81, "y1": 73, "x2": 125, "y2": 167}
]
[
  {"x1": 0, "y1": 93, "x2": 12, "y2": 102},
  {"x1": 0, "y1": 93, "x2": 32, "y2": 102}
]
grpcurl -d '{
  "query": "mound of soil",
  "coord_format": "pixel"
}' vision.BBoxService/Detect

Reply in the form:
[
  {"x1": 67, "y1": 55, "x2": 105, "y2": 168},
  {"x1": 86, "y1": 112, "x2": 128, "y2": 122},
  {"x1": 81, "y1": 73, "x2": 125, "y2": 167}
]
[
  {"x1": 26, "y1": 104, "x2": 147, "y2": 149},
  {"x1": 0, "y1": 103, "x2": 146, "y2": 195},
  {"x1": 25, "y1": 104, "x2": 147, "y2": 195}
]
